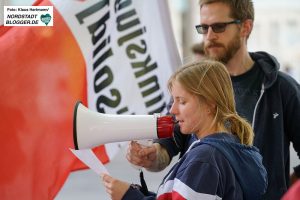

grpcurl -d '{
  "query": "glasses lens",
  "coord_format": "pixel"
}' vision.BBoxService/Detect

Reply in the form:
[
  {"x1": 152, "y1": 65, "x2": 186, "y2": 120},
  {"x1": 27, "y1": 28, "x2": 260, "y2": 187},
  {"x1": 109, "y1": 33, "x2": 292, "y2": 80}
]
[
  {"x1": 196, "y1": 25, "x2": 209, "y2": 34},
  {"x1": 196, "y1": 20, "x2": 240, "y2": 34},
  {"x1": 211, "y1": 23, "x2": 227, "y2": 33}
]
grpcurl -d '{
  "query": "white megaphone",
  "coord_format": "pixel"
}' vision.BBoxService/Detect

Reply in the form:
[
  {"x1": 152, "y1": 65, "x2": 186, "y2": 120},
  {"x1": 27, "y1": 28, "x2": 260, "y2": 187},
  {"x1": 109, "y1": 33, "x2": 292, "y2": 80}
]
[{"x1": 73, "y1": 102, "x2": 174, "y2": 150}]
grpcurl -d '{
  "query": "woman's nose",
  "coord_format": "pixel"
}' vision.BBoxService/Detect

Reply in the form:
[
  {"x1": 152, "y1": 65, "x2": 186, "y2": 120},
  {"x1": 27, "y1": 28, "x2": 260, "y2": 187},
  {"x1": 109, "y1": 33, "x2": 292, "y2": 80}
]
[{"x1": 169, "y1": 103, "x2": 177, "y2": 115}]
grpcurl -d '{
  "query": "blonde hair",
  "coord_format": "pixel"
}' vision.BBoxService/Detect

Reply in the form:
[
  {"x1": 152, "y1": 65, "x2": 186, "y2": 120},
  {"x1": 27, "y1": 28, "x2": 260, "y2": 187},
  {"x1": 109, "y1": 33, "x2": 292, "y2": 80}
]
[{"x1": 168, "y1": 60, "x2": 254, "y2": 145}]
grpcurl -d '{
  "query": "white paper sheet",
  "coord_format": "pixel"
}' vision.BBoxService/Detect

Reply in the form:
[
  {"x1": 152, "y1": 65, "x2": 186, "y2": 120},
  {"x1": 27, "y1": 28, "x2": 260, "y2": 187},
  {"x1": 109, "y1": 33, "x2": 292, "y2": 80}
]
[{"x1": 69, "y1": 148, "x2": 109, "y2": 175}]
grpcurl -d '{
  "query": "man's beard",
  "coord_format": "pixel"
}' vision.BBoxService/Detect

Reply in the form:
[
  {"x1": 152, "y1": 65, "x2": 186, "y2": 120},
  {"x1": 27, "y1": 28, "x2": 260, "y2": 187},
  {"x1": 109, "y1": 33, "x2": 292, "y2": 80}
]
[{"x1": 204, "y1": 33, "x2": 241, "y2": 64}]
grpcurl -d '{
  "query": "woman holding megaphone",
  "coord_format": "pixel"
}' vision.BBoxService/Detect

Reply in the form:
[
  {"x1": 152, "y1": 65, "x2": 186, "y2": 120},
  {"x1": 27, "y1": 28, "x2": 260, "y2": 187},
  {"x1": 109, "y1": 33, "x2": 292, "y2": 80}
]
[{"x1": 101, "y1": 60, "x2": 267, "y2": 200}]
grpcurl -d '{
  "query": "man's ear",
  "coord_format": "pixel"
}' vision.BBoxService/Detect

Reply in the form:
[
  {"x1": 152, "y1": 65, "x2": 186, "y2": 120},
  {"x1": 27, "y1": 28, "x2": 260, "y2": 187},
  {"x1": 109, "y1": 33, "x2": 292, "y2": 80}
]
[{"x1": 241, "y1": 19, "x2": 253, "y2": 38}]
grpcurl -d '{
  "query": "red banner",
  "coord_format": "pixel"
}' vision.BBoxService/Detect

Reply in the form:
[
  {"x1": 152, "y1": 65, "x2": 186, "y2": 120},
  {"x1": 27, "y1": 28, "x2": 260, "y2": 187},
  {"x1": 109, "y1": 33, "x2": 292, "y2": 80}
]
[
  {"x1": 0, "y1": 0, "x2": 180, "y2": 199},
  {"x1": 0, "y1": 0, "x2": 88, "y2": 199}
]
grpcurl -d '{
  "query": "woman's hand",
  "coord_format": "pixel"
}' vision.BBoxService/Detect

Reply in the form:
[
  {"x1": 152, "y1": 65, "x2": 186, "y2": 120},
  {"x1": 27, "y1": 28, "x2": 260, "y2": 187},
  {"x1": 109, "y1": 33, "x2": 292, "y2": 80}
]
[{"x1": 101, "y1": 173, "x2": 130, "y2": 200}]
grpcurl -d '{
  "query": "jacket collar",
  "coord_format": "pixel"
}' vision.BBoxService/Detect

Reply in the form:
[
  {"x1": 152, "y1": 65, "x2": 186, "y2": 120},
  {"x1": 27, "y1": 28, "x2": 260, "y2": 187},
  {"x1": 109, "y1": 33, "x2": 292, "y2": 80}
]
[{"x1": 250, "y1": 51, "x2": 279, "y2": 89}]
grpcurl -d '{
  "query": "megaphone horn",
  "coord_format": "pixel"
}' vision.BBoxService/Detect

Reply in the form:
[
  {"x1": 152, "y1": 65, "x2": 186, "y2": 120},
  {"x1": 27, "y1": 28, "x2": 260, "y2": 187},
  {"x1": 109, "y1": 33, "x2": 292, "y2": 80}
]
[{"x1": 73, "y1": 102, "x2": 174, "y2": 150}]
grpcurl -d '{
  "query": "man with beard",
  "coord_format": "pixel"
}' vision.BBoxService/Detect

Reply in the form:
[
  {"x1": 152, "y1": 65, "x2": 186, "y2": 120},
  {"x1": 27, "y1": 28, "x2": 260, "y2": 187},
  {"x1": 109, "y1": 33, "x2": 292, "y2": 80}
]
[{"x1": 126, "y1": 0, "x2": 300, "y2": 199}]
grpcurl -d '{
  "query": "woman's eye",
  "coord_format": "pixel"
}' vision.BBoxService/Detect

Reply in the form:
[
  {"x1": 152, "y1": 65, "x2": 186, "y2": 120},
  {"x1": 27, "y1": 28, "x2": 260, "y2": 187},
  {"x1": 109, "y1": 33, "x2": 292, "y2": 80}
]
[{"x1": 179, "y1": 101, "x2": 186, "y2": 105}]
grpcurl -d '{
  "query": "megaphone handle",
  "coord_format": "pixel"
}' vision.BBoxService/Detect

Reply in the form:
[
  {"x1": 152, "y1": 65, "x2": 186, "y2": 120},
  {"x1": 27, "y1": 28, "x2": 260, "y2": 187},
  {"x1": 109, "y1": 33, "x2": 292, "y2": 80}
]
[{"x1": 136, "y1": 139, "x2": 153, "y2": 148}]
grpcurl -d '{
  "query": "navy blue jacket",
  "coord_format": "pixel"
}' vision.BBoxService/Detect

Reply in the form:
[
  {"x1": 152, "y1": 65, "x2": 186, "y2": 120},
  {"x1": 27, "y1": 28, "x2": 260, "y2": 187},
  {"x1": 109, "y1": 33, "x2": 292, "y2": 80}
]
[
  {"x1": 157, "y1": 51, "x2": 300, "y2": 199},
  {"x1": 123, "y1": 133, "x2": 267, "y2": 200}
]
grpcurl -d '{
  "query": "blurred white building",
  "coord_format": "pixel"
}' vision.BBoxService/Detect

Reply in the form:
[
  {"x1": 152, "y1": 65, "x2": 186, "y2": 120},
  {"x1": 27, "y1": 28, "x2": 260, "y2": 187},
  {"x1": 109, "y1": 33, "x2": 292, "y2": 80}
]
[{"x1": 249, "y1": 0, "x2": 300, "y2": 81}]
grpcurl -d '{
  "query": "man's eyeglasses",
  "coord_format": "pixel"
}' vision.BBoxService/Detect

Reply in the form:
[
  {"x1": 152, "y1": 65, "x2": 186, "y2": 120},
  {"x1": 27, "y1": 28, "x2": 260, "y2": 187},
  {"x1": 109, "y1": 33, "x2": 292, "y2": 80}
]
[{"x1": 195, "y1": 20, "x2": 241, "y2": 34}]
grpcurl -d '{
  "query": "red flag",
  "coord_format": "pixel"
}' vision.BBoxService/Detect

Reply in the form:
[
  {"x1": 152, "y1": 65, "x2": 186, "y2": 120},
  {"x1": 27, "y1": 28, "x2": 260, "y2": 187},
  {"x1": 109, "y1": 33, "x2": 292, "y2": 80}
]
[
  {"x1": 0, "y1": 0, "x2": 180, "y2": 198},
  {"x1": 0, "y1": 0, "x2": 89, "y2": 199}
]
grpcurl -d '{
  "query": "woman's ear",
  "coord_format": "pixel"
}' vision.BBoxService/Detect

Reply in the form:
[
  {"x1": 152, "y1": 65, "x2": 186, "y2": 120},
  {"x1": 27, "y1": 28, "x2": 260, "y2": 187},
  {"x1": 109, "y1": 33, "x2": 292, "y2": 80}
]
[
  {"x1": 206, "y1": 108, "x2": 211, "y2": 114},
  {"x1": 206, "y1": 102, "x2": 216, "y2": 114}
]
